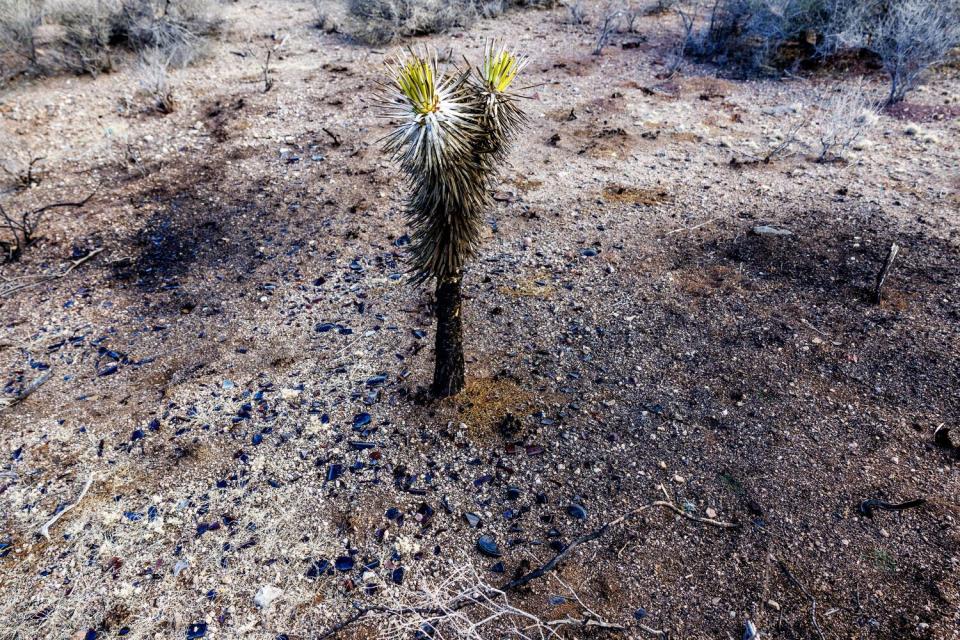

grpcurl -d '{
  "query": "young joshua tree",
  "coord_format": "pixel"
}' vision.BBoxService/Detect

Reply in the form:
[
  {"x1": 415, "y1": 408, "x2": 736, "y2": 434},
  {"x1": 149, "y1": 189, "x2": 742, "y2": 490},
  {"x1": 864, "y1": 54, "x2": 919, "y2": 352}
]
[{"x1": 378, "y1": 45, "x2": 527, "y2": 397}]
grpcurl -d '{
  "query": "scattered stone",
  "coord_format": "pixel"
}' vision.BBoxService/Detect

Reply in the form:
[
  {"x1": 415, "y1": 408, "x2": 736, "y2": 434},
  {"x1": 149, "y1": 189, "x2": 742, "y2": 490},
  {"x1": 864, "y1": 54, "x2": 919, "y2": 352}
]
[
  {"x1": 934, "y1": 425, "x2": 958, "y2": 449},
  {"x1": 275, "y1": 386, "x2": 298, "y2": 402},
  {"x1": 767, "y1": 599, "x2": 780, "y2": 611},
  {"x1": 567, "y1": 503, "x2": 588, "y2": 520},
  {"x1": 255, "y1": 585, "x2": 283, "y2": 609},
  {"x1": 751, "y1": 225, "x2": 792, "y2": 237},
  {"x1": 306, "y1": 559, "x2": 330, "y2": 579},
  {"x1": 477, "y1": 535, "x2": 502, "y2": 557}
]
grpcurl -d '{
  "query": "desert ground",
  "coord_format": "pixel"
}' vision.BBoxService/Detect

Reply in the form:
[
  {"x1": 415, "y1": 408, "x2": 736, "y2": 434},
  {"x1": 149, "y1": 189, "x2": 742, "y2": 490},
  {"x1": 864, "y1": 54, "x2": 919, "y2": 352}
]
[{"x1": 1, "y1": 1, "x2": 959, "y2": 638}]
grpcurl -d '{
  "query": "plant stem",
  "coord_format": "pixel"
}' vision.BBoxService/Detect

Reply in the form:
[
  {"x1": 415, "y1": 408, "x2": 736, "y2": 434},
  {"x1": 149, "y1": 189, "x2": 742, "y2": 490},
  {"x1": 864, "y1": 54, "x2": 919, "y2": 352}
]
[{"x1": 432, "y1": 272, "x2": 465, "y2": 397}]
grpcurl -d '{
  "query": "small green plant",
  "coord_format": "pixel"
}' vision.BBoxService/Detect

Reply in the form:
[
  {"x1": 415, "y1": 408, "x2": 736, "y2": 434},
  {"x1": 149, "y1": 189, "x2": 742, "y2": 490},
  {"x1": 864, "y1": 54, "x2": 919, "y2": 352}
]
[
  {"x1": 869, "y1": 548, "x2": 898, "y2": 573},
  {"x1": 377, "y1": 45, "x2": 528, "y2": 396}
]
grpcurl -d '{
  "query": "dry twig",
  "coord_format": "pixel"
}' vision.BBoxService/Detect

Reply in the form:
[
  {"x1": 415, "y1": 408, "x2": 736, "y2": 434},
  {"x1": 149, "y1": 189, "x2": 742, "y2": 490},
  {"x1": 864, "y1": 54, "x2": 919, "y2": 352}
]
[
  {"x1": 0, "y1": 370, "x2": 50, "y2": 412},
  {"x1": 776, "y1": 557, "x2": 827, "y2": 640},
  {"x1": 0, "y1": 247, "x2": 103, "y2": 297},
  {"x1": 38, "y1": 474, "x2": 94, "y2": 540},
  {"x1": 317, "y1": 485, "x2": 737, "y2": 638}
]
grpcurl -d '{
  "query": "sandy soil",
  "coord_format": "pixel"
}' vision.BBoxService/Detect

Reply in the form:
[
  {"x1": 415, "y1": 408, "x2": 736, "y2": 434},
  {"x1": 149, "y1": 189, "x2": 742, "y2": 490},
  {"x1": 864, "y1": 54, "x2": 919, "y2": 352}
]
[{"x1": 1, "y1": 1, "x2": 959, "y2": 639}]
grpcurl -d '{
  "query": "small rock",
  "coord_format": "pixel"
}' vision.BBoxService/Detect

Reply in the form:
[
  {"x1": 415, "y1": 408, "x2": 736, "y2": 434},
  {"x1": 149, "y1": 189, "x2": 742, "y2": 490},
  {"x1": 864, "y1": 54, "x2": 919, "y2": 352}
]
[
  {"x1": 477, "y1": 535, "x2": 501, "y2": 557},
  {"x1": 705, "y1": 507, "x2": 717, "y2": 519},
  {"x1": 767, "y1": 599, "x2": 780, "y2": 611},
  {"x1": 254, "y1": 585, "x2": 283, "y2": 609},
  {"x1": 280, "y1": 388, "x2": 301, "y2": 401},
  {"x1": 567, "y1": 503, "x2": 588, "y2": 520},
  {"x1": 751, "y1": 225, "x2": 792, "y2": 237},
  {"x1": 673, "y1": 474, "x2": 685, "y2": 484},
  {"x1": 934, "y1": 425, "x2": 958, "y2": 449}
]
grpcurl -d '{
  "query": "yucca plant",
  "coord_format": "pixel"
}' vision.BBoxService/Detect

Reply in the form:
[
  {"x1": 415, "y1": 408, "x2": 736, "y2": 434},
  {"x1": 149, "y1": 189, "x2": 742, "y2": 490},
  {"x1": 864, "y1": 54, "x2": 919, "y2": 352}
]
[{"x1": 378, "y1": 44, "x2": 528, "y2": 397}]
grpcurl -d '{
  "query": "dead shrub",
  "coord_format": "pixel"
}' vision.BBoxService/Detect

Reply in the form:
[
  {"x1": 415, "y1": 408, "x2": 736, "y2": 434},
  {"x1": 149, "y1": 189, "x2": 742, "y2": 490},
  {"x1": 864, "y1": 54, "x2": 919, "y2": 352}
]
[
  {"x1": 814, "y1": 79, "x2": 878, "y2": 162},
  {"x1": 344, "y1": 0, "x2": 475, "y2": 44},
  {"x1": 111, "y1": 0, "x2": 219, "y2": 67},
  {"x1": 865, "y1": 0, "x2": 960, "y2": 105},
  {"x1": 563, "y1": 0, "x2": 586, "y2": 24},
  {"x1": 344, "y1": 0, "x2": 556, "y2": 44},
  {"x1": 135, "y1": 47, "x2": 175, "y2": 112},
  {"x1": 0, "y1": 0, "x2": 43, "y2": 69},
  {"x1": 1, "y1": 0, "x2": 219, "y2": 81},
  {"x1": 675, "y1": 0, "x2": 960, "y2": 94},
  {"x1": 46, "y1": 0, "x2": 120, "y2": 75},
  {"x1": 681, "y1": 0, "x2": 834, "y2": 74},
  {"x1": 593, "y1": 1, "x2": 622, "y2": 54}
]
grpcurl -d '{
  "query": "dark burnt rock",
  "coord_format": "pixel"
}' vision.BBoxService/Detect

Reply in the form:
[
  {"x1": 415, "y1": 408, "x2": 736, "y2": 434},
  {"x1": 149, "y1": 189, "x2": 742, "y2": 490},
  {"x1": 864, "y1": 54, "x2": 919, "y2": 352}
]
[
  {"x1": 567, "y1": 503, "x2": 588, "y2": 520},
  {"x1": 306, "y1": 559, "x2": 330, "y2": 579},
  {"x1": 497, "y1": 413, "x2": 523, "y2": 438},
  {"x1": 934, "y1": 425, "x2": 958, "y2": 450},
  {"x1": 477, "y1": 535, "x2": 502, "y2": 557},
  {"x1": 416, "y1": 502, "x2": 435, "y2": 526}
]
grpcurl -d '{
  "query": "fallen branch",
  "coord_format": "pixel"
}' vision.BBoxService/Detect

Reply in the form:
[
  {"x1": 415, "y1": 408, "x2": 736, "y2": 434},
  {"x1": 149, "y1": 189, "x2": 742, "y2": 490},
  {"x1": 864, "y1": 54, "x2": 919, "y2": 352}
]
[
  {"x1": 651, "y1": 483, "x2": 740, "y2": 528},
  {"x1": 662, "y1": 217, "x2": 720, "y2": 239},
  {"x1": 322, "y1": 127, "x2": 342, "y2": 147},
  {"x1": 873, "y1": 242, "x2": 900, "y2": 304},
  {"x1": 317, "y1": 487, "x2": 737, "y2": 638},
  {"x1": 858, "y1": 497, "x2": 926, "y2": 518},
  {"x1": 0, "y1": 370, "x2": 51, "y2": 412},
  {"x1": 38, "y1": 474, "x2": 94, "y2": 540},
  {"x1": 0, "y1": 247, "x2": 103, "y2": 297}
]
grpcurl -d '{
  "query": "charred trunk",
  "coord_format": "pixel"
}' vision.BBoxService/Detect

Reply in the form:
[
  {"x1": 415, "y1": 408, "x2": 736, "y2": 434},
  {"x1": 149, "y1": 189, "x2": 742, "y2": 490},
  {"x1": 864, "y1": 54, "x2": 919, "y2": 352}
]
[{"x1": 432, "y1": 273, "x2": 465, "y2": 397}]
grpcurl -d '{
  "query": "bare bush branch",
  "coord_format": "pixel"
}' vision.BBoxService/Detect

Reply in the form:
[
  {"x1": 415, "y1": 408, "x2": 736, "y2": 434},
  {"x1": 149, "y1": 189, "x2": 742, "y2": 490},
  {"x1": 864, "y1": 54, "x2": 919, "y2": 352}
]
[
  {"x1": 0, "y1": 193, "x2": 94, "y2": 262},
  {"x1": 136, "y1": 47, "x2": 176, "y2": 113},
  {"x1": 593, "y1": 1, "x2": 623, "y2": 54},
  {"x1": 0, "y1": 156, "x2": 45, "y2": 192},
  {"x1": 867, "y1": 0, "x2": 960, "y2": 105},
  {"x1": 814, "y1": 78, "x2": 878, "y2": 162},
  {"x1": 0, "y1": 0, "x2": 43, "y2": 69},
  {"x1": 562, "y1": 0, "x2": 586, "y2": 24}
]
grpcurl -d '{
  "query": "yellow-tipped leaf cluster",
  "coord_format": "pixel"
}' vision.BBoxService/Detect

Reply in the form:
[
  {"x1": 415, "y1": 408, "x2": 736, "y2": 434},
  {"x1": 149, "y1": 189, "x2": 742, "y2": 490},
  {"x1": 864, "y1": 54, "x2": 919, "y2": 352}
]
[{"x1": 376, "y1": 45, "x2": 529, "y2": 283}]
